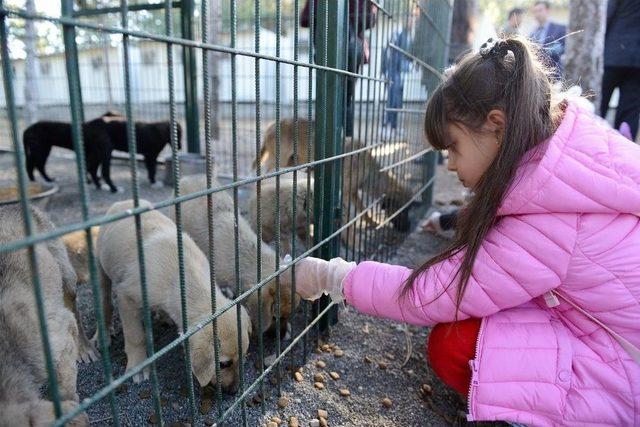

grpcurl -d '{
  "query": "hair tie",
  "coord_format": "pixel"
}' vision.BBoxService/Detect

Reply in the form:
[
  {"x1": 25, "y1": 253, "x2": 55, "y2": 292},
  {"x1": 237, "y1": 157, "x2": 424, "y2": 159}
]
[{"x1": 479, "y1": 38, "x2": 509, "y2": 59}]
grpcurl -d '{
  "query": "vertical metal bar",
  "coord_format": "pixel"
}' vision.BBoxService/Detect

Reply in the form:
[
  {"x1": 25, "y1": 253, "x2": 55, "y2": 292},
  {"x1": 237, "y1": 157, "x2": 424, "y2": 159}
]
[
  {"x1": 119, "y1": 2, "x2": 163, "y2": 423},
  {"x1": 273, "y1": 0, "x2": 283, "y2": 397},
  {"x1": 313, "y1": 0, "x2": 345, "y2": 332},
  {"x1": 180, "y1": 0, "x2": 200, "y2": 153},
  {"x1": 229, "y1": 0, "x2": 247, "y2": 424},
  {"x1": 166, "y1": 0, "x2": 197, "y2": 420},
  {"x1": 253, "y1": 0, "x2": 266, "y2": 415},
  {"x1": 289, "y1": 0, "x2": 300, "y2": 370},
  {"x1": 201, "y1": 0, "x2": 224, "y2": 418},
  {"x1": 0, "y1": 1, "x2": 62, "y2": 417},
  {"x1": 366, "y1": 2, "x2": 389, "y2": 259},
  {"x1": 303, "y1": 0, "x2": 315, "y2": 362}
]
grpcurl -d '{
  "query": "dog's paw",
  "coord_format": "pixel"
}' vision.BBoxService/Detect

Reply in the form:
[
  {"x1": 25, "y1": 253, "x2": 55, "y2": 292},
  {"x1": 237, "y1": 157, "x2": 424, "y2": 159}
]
[
  {"x1": 78, "y1": 339, "x2": 100, "y2": 363},
  {"x1": 116, "y1": 186, "x2": 125, "y2": 193},
  {"x1": 128, "y1": 366, "x2": 151, "y2": 384},
  {"x1": 150, "y1": 181, "x2": 164, "y2": 189},
  {"x1": 100, "y1": 183, "x2": 111, "y2": 191},
  {"x1": 89, "y1": 330, "x2": 112, "y2": 349}
]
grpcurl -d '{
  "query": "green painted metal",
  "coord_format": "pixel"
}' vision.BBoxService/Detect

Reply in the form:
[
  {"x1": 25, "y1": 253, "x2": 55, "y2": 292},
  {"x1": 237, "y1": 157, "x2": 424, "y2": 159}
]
[
  {"x1": 181, "y1": 0, "x2": 201, "y2": 153},
  {"x1": 0, "y1": 1, "x2": 454, "y2": 424}
]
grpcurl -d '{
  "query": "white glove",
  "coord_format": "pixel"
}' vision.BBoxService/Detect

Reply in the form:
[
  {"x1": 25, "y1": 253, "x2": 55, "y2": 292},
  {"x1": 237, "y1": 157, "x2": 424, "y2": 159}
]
[{"x1": 293, "y1": 256, "x2": 356, "y2": 304}]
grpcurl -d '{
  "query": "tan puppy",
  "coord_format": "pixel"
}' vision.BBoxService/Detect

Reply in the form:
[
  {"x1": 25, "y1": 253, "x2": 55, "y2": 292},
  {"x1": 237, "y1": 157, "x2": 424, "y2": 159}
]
[
  {"x1": 253, "y1": 117, "x2": 313, "y2": 173},
  {"x1": 248, "y1": 173, "x2": 314, "y2": 255},
  {"x1": 179, "y1": 175, "x2": 299, "y2": 335},
  {"x1": 97, "y1": 200, "x2": 251, "y2": 392},
  {"x1": 254, "y1": 118, "x2": 413, "y2": 231},
  {"x1": 61, "y1": 227, "x2": 101, "y2": 363},
  {"x1": 0, "y1": 205, "x2": 87, "y2": 426}
]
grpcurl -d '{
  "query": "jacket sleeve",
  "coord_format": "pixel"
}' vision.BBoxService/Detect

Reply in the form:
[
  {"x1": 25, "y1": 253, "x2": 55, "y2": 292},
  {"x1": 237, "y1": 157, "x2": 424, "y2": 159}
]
[{"x1": 343, "y1": 214, "x2": 577, "y2": 325}]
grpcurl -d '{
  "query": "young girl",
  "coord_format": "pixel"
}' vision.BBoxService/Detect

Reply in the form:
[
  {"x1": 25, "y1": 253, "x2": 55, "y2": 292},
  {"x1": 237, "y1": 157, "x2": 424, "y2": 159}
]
[{"x1": 295, "y1": 36, "x2": 640, "y2": 425}]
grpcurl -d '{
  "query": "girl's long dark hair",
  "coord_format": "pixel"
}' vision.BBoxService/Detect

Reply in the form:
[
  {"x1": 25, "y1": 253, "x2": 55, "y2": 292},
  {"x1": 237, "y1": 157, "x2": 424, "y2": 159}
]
[{"x1": 401, "y1": 36, "x2": 564, "y2": 313}]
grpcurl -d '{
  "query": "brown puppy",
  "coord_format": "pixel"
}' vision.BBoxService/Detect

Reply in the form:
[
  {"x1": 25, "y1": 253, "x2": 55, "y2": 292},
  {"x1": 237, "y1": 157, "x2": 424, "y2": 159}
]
[{"x1": 254, "y1": 118, "x2": 412, "y2": 231}]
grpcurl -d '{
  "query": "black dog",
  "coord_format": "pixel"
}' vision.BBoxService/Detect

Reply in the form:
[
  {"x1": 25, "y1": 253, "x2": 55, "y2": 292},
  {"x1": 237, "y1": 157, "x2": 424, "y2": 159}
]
[
  {"x1": 23, "y1": 113, "x2": 181, "y2": 192},
  {"x1": 102, "y1": 115, "x2": 182, "y2": 187},
  {"x1": 23, "y1": 116, "x2": 120, "y2": 192}
]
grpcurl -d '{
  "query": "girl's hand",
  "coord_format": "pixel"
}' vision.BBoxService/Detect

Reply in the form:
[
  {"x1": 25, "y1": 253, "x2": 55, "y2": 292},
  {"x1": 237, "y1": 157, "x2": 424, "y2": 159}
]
[
  {"x1": 420, "y1": 211, "x2": 442, "y2": 233},
  {"x1": 294, "y1": 256, "x2": 356, "y2": 303}
]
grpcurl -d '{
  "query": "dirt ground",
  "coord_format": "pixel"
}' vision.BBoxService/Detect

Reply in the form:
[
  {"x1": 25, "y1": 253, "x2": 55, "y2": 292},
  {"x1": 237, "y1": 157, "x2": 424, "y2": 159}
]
[{"x1": 0, "y1": 148, "x2": 496, "y2": 426}]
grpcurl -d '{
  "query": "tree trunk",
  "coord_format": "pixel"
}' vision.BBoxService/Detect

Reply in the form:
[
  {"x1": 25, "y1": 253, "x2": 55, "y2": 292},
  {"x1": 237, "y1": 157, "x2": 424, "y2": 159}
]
[
  {"x1": 208, "y1": 0, "x2": 221, "y2": 141},
  {"x1": 23, "y1": 0, "x2": 39, "y2": 125},
  {"x1": 564, "y1": 0, "x2": 606, "y2": 106}
]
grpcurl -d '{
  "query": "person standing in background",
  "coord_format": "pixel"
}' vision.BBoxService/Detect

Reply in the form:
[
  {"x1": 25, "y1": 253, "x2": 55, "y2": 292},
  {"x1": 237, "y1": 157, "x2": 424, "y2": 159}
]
[
  {"x1": 381, "y1": 6, "x2": 419, "y2": 140},
  {"x1": 600, "y1": 0, "x2": 640, "y2": 141},
  {"x1": 501, "y1": 7, "x2": 523, "y2": 36},
  {"x1": 529, "y1": 1, "x2": 566, "y2": 78}
]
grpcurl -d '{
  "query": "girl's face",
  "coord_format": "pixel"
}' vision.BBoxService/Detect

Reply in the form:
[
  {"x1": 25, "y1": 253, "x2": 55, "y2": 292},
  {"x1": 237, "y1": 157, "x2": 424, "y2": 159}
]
[{"x1": 446, "y1": 112, "x2": 504, "y2": 189}]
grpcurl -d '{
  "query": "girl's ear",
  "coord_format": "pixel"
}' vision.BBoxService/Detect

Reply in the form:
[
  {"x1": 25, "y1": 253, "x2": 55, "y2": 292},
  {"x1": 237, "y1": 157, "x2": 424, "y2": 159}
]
[{"x1": 486, "y1": 109, "x2": 506, "y2": 140}]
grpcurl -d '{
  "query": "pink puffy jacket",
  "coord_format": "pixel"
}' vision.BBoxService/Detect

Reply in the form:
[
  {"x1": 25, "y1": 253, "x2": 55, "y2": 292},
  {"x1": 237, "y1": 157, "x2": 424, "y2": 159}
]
[{"x1": 343, "y1": 102, "x2": 640, "y2": 426}]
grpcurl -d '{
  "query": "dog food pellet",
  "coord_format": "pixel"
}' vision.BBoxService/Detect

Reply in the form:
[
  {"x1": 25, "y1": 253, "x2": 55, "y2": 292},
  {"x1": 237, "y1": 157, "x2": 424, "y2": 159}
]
[
  {"x1": 139, "y1": 389, "x2": 151, "y2": 399},
  {"x1": 172, "y1": 402, "x2": 180, "y2": 411},
  {"x1": 317, "y1": 409, "x2": 328, "y2": 419},
  {"x1": 199, "y1": 398, "x2": 212, "y2": 415},
  {"x1": 314, "y1": 373, "x2": 325, "y2": 383},
  {"x1": 421, "y1": 384, "x2": 433, "y2": 395},
  {"x1": 314, "y1": 348, "x2": 323, "y2": 354},
  {"x1": 362, "y1": 323, "x2": 370, "y2": 334},
  {"x1": 339, "y1": 388, "x2": 351, "y2": 397},
  {"x1": 329, "y1": 372, "x2": 340, "y2": 380},
  {"x1": 378, "y1": 362, "x2": 388, "y2": 370},
  {"x1": 288, "y1": 417, "x2": 299, "y2": 427},
  {"x1": 321, "y1": 344, "x2": 330, "y2": 352},
  {"x1": 319, "y1": 418, "x2": 328, "y2": 427},
  {"x1": 294, "y1": 372, "x2": 304, "y2": 382},
  {"x1": 386, "y1": 353, "x2": 395, "y2": 360},
  {"x1": 309, "y1": 419, "x2": 320, "y2": 427},
  {"x1": 204, "y1": 419, "x2": 215, "y2": 427},
  {"x1": 333, "y1": 349, "x2": 344, "y2": 358},
  {"x1": 297, "y1": 367, "x2": 304, "y2": 374},
  {"x1": 267, "y1": 422, "x2": 278, "y2": 427},
  {"x1": 314, "y1": 382, "x2": 325, "y2": 390},
  {"x1": 315, "y1": 360, "x2": 326, "y2": 369},
  {"x1": 148, "y1": 413, "x2": 159, "y2": 424},
  {"x1": 278, "y1": 396, "x2": 289, "y2": 408},
  {"x1": 363, "y1": 356, "x2": 373, "y2": 364},
  {"x1": 382, "y1": 397, "x2": 393, "y2": 408},
  {"x1": 272, "y1": 416, "x2": 282, "y2": 424}
]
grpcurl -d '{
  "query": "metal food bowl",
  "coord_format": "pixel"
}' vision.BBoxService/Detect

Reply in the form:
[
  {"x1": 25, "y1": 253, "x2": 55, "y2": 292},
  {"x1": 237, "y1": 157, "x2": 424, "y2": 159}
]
[{"x1": 0, "y1": 180, "x2": 59, "y2": 210}]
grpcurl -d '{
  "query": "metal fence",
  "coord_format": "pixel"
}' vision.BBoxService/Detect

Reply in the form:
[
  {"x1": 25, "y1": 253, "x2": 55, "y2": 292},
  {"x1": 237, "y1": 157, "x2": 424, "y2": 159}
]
[{"x1": 0, "y1": 0, "x2": 452, "y2": 425}]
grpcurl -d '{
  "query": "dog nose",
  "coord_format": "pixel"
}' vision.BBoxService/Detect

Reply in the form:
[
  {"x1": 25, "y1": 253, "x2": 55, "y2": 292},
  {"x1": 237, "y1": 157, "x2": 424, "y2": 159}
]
[{"x1": 224, "y1": 379, "x2": 240, "y2": 395}]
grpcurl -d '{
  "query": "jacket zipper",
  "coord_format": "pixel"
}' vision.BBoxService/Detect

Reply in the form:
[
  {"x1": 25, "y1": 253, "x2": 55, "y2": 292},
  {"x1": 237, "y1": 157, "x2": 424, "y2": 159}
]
[{"x1": 467, "y1": 317, "x2": 486, "y2": 421}]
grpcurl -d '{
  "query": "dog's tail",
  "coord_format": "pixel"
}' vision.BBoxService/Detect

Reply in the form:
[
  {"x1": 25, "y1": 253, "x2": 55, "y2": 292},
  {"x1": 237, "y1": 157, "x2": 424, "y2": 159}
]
[{"x1": 22, "y1": 128, "x2": 36, "y2": 181}]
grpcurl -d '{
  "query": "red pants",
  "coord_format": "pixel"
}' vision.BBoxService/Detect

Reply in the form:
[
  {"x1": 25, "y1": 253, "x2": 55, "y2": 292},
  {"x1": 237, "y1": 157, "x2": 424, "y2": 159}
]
[{"x1": 427, "y1": 318, "x2": 481, "y2": 396}]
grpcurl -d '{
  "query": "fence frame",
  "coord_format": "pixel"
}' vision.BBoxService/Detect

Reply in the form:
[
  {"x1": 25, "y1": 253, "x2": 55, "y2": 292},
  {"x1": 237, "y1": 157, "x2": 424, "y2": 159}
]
[{"x1": 0, "y1": 0, "x2": 453, "y2": 425}]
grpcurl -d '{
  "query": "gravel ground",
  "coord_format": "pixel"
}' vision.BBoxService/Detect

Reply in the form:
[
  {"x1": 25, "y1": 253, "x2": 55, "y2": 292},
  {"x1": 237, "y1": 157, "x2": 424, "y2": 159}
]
[{"x1": 1, "y1": 149, "x2": 494, "y2": 426}]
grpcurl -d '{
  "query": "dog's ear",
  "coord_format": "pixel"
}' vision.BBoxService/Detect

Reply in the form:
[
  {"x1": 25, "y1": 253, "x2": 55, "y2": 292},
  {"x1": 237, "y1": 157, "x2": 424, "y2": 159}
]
[
  {"x1": 191, "y1": 336, "x2": 215, "y2": 387},
  {"x1": 253, "y1": 145, "x2": 269, "y2": 170}
]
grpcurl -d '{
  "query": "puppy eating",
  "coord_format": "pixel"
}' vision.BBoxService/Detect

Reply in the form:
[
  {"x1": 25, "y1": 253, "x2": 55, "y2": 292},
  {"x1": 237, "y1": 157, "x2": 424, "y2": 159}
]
[{"x1": 97, "y1": 200, "x2": 251, "y2": 392}]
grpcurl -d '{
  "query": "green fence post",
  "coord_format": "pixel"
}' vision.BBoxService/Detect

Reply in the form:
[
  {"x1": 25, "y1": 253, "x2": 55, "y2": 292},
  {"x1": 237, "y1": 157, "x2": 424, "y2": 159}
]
[
  {"x1": 313, "y1": 0, "x2": 346, "y2": 332},
  {"x1": 181, "y1": 0, "x2": 200, "y2": 153}
]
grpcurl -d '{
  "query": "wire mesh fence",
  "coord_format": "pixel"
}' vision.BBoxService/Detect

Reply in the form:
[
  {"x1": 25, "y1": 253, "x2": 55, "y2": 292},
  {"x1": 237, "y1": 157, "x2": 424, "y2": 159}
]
[{"x1": 0, "y1": 0, "x2": 452, "y2": 425}]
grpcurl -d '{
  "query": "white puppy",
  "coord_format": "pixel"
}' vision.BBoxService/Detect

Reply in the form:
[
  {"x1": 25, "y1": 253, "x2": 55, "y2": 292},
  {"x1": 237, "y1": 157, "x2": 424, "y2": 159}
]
[{"x1": 97, "y1": 200, "x2": 251, "y2": 392}]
